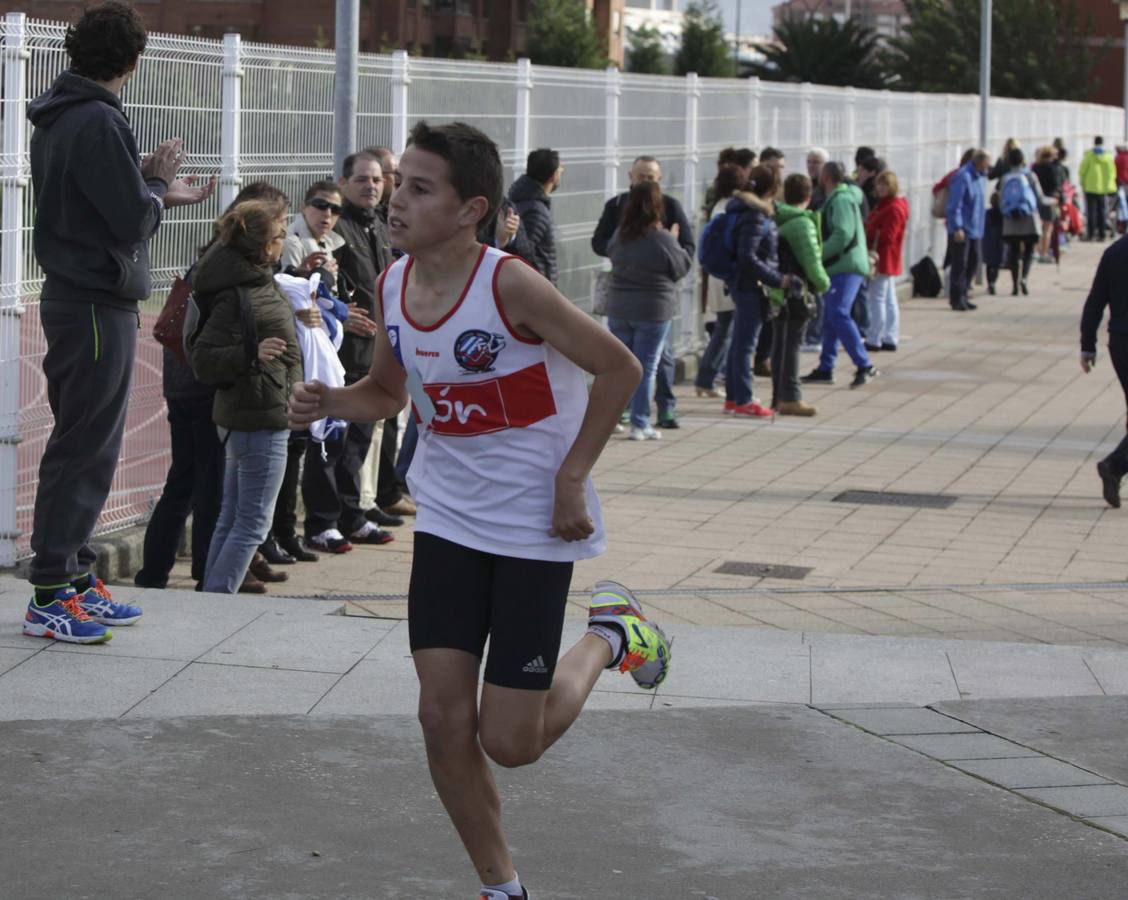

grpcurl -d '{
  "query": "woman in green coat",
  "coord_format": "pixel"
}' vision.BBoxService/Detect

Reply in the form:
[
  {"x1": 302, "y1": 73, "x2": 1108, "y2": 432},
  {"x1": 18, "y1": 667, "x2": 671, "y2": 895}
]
[{"x1": 190, "y1": 199, "x2": 304, "y2": 593}]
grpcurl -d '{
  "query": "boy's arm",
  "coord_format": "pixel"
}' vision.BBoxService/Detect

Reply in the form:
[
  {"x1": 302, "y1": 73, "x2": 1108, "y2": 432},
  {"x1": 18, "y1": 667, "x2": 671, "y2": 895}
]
[
  {"x1": 288, "y1": 278, "x2": 408, "y2": 429},
  {"x1": 496, "y1": 259, "x2": 642, "y2": 541}
]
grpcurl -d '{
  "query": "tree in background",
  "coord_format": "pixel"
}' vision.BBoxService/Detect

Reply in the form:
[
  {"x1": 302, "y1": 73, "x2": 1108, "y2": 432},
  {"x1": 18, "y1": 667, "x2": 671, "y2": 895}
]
[
  {"x1": 627, "y1": 25, "x2": 668, "y2": 75},
  {"x1": 886, "y1": 0, "x2": 1102, "y2": 100},
  {"x1": 675, "y1": 1, "x2": 735, "y2": 78},
  {"x1": 527, "y1": 0, "x2": 607, "y2": 69},
  {"x1": 750, "y1": 15, "x2": 886, "y2": 89}
]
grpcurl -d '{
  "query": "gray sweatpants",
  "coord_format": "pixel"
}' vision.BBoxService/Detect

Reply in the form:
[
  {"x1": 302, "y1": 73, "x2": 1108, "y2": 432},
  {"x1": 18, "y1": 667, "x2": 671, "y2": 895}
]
[{"x1": 29, "y1": 300, "x2": 137, "y2": 586}]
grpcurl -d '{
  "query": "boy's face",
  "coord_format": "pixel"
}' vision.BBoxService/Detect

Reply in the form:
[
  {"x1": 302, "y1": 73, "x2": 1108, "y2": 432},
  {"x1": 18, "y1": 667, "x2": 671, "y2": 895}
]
[{"x1": 388, "y1": 145, "x2": 489, "y2": 252}]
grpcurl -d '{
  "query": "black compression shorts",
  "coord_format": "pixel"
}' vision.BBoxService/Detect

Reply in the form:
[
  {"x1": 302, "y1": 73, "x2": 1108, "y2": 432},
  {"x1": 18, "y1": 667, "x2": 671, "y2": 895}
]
[{"x1": 408, "y1": 531, "x2": 573, "y2": 690}]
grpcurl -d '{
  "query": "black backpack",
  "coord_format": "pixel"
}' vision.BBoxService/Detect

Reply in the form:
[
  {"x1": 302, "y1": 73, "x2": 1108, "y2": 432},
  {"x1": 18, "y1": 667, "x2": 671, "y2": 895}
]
[{"x1": 910, "y1": 256, "x2": 943, "y2": 298}]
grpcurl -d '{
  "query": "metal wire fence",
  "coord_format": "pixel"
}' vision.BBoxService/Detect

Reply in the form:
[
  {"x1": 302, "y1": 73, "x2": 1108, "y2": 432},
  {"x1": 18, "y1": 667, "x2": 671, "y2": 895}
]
[{"x1": 0, "y1": 11, "x2": 1122, "y2": 562}]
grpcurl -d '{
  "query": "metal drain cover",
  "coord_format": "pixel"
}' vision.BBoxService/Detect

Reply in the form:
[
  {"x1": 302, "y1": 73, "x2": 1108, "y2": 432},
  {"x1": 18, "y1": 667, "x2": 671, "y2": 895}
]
[
  {"x1": 833, "y1": 490, "x2": 958, "y2": 509},
  {"x1": 714, "y1": 561, "x2": 812, "y2": 580}
]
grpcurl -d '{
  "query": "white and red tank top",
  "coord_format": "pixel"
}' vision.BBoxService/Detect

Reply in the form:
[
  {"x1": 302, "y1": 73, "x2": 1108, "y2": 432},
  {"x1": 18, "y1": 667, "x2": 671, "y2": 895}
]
[{"x1": 380, "y1": 244, "x2": 606, "y2": 562}]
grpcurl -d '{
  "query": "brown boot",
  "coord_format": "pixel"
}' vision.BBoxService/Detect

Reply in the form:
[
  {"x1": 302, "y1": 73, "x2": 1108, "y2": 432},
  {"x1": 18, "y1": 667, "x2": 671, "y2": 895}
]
[
  {"x1": 753, "y1": 358, "x2": 772, "y2": 378},
  {"x1": 777, "y1": 399, "x2": 817, "y2": 417},
  {"x1": 239, "y1": 571, "x2": 267, "y2": 594},
  {"x1": 249, "y1": 551, "x2": 288, "y2": 583}
]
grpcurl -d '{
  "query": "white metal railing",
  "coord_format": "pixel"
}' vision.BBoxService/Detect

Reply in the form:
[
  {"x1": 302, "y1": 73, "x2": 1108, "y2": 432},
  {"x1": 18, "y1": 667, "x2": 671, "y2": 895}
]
[{"x1": 0, "y1": 11, "x2": 1123, "y2": 563}]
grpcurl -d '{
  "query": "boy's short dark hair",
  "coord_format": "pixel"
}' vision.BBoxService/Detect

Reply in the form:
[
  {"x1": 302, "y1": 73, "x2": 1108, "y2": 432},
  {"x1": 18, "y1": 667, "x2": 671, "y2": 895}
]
[
  {"x1": 783, "y1": 173, "x2": 813, "y2": 206},
  {"x1": 304, "y1": 180, "x2": 341, "y2": 205},
  {"x1": 408, "y1": 120, "x2": 502, "y2": 225},
  {"x1": 759, "y1": 146, "x2": 785, "y2": 163},
  {"x1": 854, "y1": 146, "x2": 875, "y2": 166},
  {"x1": 342, "y1": 150, "x2": 382, "y2": 180},
  {"x1": 717, "y1": 147, "x2": 737, "y2": 167},
  {"x1": 1008, "y1": 147, "x2": 1025, "y2": 168},
  {"x1": 732, "y1": 147, "x2": 757, "y2": 168},
  {"x1": 1095, "y1": 136, "x2": 1105, "y2": 146},
  {"x1": 859, "y1": 155, "x2": 885, "y2": 174},
  {"x1": 527, "y1": 148, "x2": 560, "y2": 184},
  {"x1": 65, "y1": 1, "x2": 147, "y2": 82}
]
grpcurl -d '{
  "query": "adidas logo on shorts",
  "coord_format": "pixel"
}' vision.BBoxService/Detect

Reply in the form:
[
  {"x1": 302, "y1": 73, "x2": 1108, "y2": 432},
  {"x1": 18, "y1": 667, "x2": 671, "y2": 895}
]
[{"x1": 522, "y1": 655, "x2": 548, "y2": 674}]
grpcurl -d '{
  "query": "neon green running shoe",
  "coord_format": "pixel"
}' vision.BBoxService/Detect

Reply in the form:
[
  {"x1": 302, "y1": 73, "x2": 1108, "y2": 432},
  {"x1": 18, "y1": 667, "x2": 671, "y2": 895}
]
[{"x1": 588, "y1": 580, "x2": 672, "y2": 690}]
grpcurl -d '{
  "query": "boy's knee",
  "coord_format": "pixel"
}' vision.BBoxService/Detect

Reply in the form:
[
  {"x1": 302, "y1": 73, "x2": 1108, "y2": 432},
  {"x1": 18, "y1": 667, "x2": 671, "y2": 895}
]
[
  {"x1": 479, "y1": 731, "x2": 542, "y2": 769},
  {"x1": 417, "y1": 699, "x2": 477, "y2": 753}
]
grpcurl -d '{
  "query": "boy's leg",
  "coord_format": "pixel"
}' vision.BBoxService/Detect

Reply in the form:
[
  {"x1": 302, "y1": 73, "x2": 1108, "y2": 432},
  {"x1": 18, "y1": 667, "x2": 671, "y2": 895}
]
[{"x1": 415, "y1": 648, "x2": 515, "y2": 886}]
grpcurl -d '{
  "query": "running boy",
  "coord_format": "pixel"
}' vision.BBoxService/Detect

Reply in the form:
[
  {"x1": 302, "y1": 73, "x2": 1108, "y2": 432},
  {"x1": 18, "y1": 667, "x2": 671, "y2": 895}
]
[{"x1": 288, "y1": 121, "x2": 673, "y2": 899}]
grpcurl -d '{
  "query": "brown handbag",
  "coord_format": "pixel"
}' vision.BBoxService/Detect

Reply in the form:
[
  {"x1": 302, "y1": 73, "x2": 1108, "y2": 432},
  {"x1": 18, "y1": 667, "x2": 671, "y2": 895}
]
[{"x1": 152, "y1": 275, "x2": 193, "y2": 363}]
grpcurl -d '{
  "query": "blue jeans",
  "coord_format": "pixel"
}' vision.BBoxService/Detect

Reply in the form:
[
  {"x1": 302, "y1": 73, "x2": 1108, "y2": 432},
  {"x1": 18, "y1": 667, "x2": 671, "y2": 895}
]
[
  {"x1": 608, "y1": 317, "x2": 671, "y2": 429},
  {"x1": 725, "y1": 288, "x2": 765, "y2": 406},
  {"x1": 695, "y1": 310, "x2": 733, "y2": 389},
  {"x1": 819, "y1": 273, "x2": 871, "y2": 373},
  {"x1": 203, "y1": 428, "x2": 288, "y2": 593}
]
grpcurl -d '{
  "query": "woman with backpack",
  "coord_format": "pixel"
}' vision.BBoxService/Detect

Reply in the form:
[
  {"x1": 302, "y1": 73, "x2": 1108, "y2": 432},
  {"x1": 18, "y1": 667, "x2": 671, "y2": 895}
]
[
  {"x1": 189, "y1": 199, "x2": 305, "y2": 592},
  {"x1": 694, "y1": 164, "x2": 744, "y2": 399},
  {"x1": 1000, "y1": 147, "x2": 1048, "y2": 295},
  {"x1": 605, "y1": 181, "x2": 693, "y2": 441},
  {"x1": 724, "y1": 165, "x2": 791, "y2": 417},
  {"x1": 863, "y1": 170, "x2": 909, "y2": 352}
]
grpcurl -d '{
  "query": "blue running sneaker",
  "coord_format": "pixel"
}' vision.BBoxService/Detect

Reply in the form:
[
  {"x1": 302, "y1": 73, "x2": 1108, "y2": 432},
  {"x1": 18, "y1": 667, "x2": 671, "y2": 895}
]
[
  {"x1": 24, "y1": 587, "x2": 112, "y2": 644},
  {"x1": 77, "y1": 578, "x2": 142, "y2": 626}
]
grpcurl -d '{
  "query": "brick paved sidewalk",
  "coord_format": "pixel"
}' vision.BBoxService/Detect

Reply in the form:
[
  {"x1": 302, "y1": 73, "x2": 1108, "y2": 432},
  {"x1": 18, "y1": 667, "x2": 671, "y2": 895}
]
[{"x1": 158, "y1": 239, "x2": 1128, "y2": 645}]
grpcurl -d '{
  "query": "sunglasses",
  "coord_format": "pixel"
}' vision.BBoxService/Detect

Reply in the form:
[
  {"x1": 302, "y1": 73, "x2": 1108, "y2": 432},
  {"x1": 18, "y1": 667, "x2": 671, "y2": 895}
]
[{"x1": 308, "y1": 198, "x2": 343, "y2": 214}]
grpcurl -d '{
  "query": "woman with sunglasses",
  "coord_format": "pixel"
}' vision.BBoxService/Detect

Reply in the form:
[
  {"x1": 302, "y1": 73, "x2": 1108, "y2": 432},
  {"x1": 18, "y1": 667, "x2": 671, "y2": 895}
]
[{"x1": 282, "y1": 180, "x2": 345, "y2": 288}]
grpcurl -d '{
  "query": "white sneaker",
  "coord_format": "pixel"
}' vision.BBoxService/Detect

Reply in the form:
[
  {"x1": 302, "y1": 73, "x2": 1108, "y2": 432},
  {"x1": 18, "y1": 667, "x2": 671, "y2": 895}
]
[
  {"x1": 613, "y1": 423, "x2": 625, "y2": 434},
  {"x1": 628, "y1": 425, "x2": 660, "y2": 441}
]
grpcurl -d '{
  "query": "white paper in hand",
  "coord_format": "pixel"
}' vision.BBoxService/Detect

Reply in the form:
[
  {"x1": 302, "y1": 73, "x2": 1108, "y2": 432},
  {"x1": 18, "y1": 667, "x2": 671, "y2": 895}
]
[{"x1": 406, "y1": 367, "x2": 435, "y2": 428}]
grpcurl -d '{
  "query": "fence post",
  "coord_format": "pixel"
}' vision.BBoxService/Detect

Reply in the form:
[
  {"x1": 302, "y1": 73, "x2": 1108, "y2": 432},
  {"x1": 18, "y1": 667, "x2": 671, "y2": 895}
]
[
  {"x1": 0, "y1": 13, "x2": 29, "y2": 564},
  {"x1": 881, "y1": 89, "x2": 893, "y2": 154},
  {"x1": 683, "y1": 71, "x2": 700, "y2": 352},
  {"x1": 911, "y1": 92, "x2": 925, "y2": 263},
  {"x1": 603, "y1": 65, "x2": 621, "y2": 202},
  {"x1": 845, "y1": 87, "x2": 857, "y2": 159},
  {"x1": 748, "y1": 76, "x2": 760, "y2": 149},
  {"x1": 219, "y1": 33, "x2": 243, "y2": 211},
  {"x1": 514, "y1": 57, "x2": 532, "y2": 184},
  {"x1": 799, "y1": 82, "x2": 813, "y2": 152},
  {"x1": 391, "y1": 50, "x2": 411, "y2": 156}
]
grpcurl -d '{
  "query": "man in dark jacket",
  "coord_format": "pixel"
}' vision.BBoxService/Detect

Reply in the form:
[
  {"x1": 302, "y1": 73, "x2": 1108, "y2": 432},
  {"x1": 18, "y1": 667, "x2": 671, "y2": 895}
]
[
  {"x1": 302, "y1": 150, "x2": 398, "y2": 553},
  {"x1": 508, "y1": 148, "x2": 562, "y2": 284},
  {"x1": 1081, "y1": 234, "x2": 1128, "y2": 507},
  {"x1": 22, "y1": 1, "x2": 215, "y2": 644},
  {"x1": 592, "y1": 157, "x2": 696, "y2": 428}
]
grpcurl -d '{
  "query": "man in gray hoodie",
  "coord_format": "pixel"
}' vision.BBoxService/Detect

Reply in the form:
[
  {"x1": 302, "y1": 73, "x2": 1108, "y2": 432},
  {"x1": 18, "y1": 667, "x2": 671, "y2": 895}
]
[{"x1": 22, "y1": 1, "x2": 215, "y2": 645}]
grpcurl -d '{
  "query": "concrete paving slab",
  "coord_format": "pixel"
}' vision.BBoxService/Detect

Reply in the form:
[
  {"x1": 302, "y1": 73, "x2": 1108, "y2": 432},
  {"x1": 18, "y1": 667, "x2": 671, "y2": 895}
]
[
  {"x1": 825, "y1": 707, "x2": 980, "y2": 735},
  {"x1": 809, "y1": 647, "x2": 959, "y2": 705},
  {"x1": 0, "y1": 646, "x2": 38, "y2": 675},
  {"x1": 946, "y1": 647, "x2": 1104, "y2": 699},
  {"x1": 3, "y1": 708, "x2": 1128, "y2": 899},
  {"x1": 951, "y1": 756, "x2": 1112, "y2": 790},
  {"x1": 1087, "y1": 816, "x2": 1128, "y2": 838},
  {"x1": 123, "y1": 662, "x2": 339, "y2": 718},
  {"x1": 198, "y1": 609, "x2": 396, "y2": 674},
  {"x1": 0, "y1": 652, "x2": 184, "y2": 719},
  {"x1": 889, "y1": 733, "x2": 1042, "y2": 761},
  {"x1": 1018, "y1": 785, "x2": 1128, "y2": 818},
  {"x1": 931, "y1": 696, "x2": 1128, "y2": 784}
]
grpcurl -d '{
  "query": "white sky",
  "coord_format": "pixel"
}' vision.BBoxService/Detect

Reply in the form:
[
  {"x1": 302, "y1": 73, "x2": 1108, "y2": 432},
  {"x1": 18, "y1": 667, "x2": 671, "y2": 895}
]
[{"x1": 718, "y1": 0, "x2": 776, "y2": 36}]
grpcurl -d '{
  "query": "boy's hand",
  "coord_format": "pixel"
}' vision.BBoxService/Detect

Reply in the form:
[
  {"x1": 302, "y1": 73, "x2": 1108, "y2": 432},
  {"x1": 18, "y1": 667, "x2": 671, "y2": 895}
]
[
  {"x1": 550, "y1": 477, "x2": 595, "y2": 542},
  {"x1": 289, "y1": 380, "x2": 331, "y2": 429}
]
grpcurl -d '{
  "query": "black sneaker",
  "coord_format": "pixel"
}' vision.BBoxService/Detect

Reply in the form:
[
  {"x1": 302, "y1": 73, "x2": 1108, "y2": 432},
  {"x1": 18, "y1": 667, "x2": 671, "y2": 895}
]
[
  {"x1": 850, "y1": 365, "x2": 878, "y2": 389},
  {"x1": 365, "y1": 506, "x2": 405, "y2": 527},
  {"x1": 880, "y1": 342, "x2": 897, "y2": 352},
  {"x1": 1097, "y1": 459, "x2": 1122, "y2": 509},
  {"x1": 800, "y1": 368, "x2": 834, "y2": 384},
  {"x1": 656, "y1": 415, "x2": 680, "y2": 429}
]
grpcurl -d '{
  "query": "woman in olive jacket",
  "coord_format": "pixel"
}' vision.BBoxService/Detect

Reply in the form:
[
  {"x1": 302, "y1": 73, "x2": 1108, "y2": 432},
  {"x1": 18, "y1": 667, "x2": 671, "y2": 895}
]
[{"x1": 190, "y1": 199, "x2": 304, "y2": 593}]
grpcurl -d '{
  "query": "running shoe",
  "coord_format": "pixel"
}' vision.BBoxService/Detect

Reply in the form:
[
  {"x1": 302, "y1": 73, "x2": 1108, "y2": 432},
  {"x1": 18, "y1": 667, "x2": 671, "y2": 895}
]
[
  {"x1": 588, "y1": 580, "x2": 672, "y2": 690},
  {"x1": 77, "y1": 578, "x2": 143, "y2": 625},
  {"x1": 479, "y1": 889, "x2": 529, "y2": 900},
  {"x1": 628, "y1": 425, "x2": 661, "y2": 441},
  {"x1": 308, "y1": 529, "x2": 353, "y2": 553},
  {"x1": 349, "y1": 521, "x2": 395, "y2": 545},
  {"x1": 24, "y1": 587, "x2": 111, "y2": 644}
]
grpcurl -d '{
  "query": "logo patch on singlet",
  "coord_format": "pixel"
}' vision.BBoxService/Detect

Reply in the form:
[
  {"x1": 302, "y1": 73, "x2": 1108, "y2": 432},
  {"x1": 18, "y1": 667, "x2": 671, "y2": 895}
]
[
  {"x1": 386, "y1": 325, "x2": 403, "y2": 366},
  {"x1": 453, "y1": 329, "x2": 506, "y2": 374}
]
